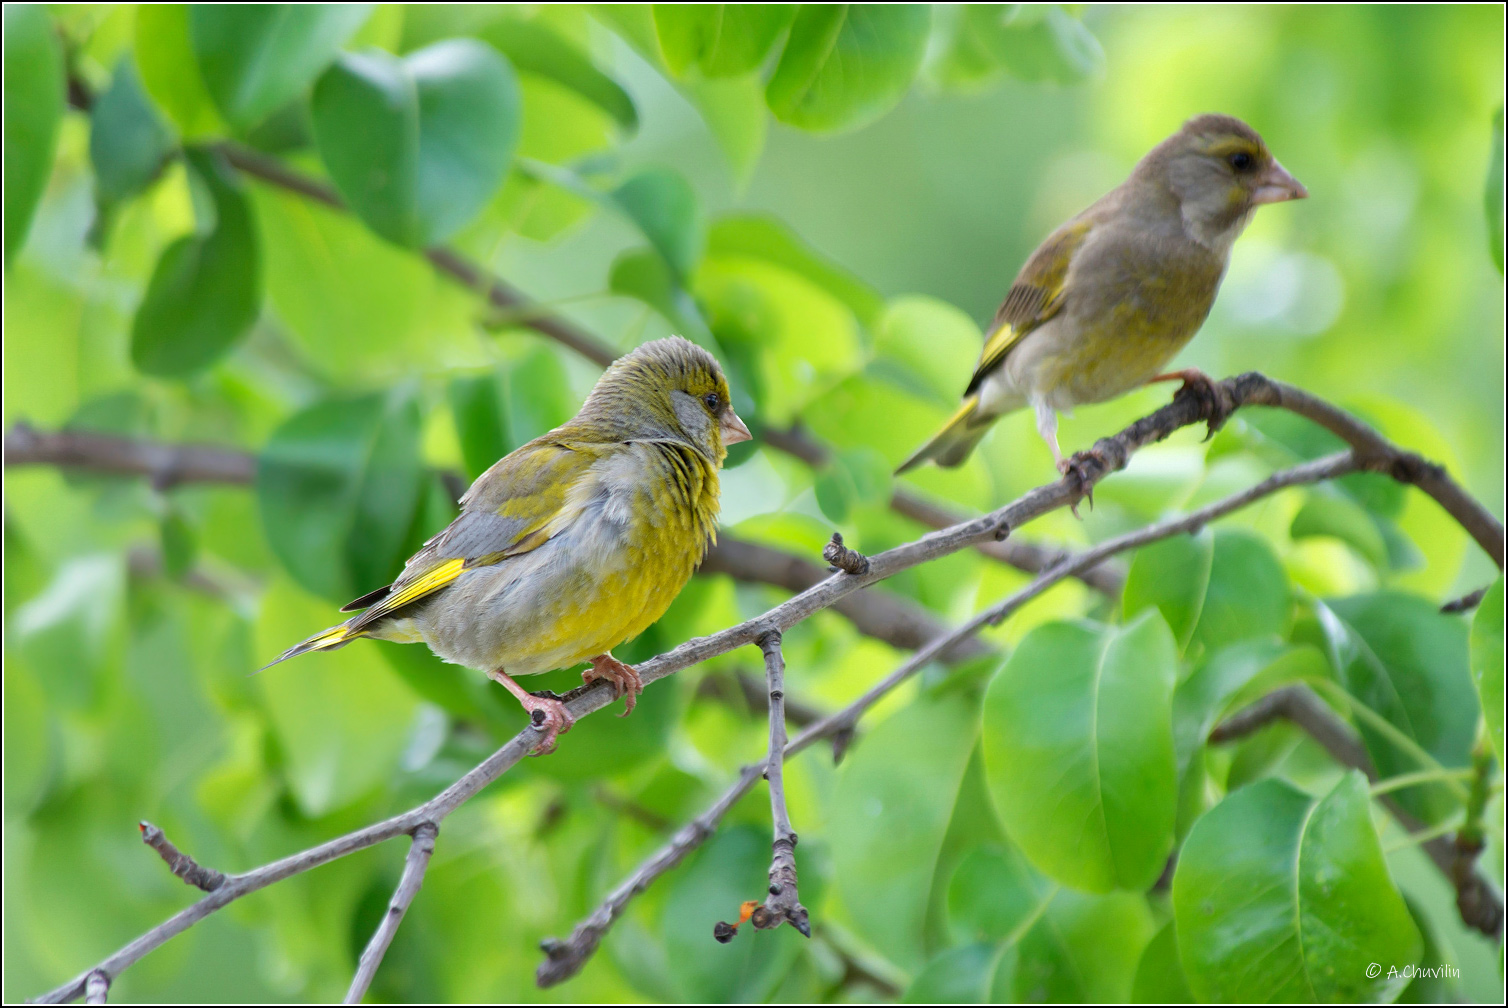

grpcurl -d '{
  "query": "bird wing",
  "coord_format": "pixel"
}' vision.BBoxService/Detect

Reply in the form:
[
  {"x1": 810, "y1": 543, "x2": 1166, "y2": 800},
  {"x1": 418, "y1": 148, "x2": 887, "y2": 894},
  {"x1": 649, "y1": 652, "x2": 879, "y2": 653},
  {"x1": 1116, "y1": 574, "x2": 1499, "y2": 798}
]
[
  {"x1": 964, "y1": 217, "x2": 1094, "y2": 396},
  {"x1": 342, "y1": 438, "x2": 602, "y2": 630}
]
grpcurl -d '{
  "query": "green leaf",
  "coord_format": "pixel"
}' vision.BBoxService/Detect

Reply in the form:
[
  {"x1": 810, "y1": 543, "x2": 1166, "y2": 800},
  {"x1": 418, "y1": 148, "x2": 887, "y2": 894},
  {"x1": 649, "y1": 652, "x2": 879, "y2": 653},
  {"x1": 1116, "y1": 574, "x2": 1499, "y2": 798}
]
[
  {"x1": 814, "y1": 446, "x2": 892, "y2": 525},
  {"x1": 255, "y1": 575, "x2": 420, "y2": 815},
  {"x1": 447, "y1": 373, "x2": 511, "y2": 481},
  {"x1": 999, "y1": 889, "x2": 1154, "y2": 1002},
  {"x1": 1130, "y1": 920, "x2": 1193, "y2": 1003},
  {"x1": 982, "y1": 612, "x2": 1178, "y2": 892},
  {"x1": 130, "y1": 148, "x2": 261, "y2": 377},
  {"x1": 1122, "y1": 529, "x2": 1214, "y2": 653},
  {"x1": 1321, "y1": 593, "x2": 1477, "y2": 821},
  {"x1": 612, "y1": 167, "x2": 701, "y2": 281},
  {"x1": 189, "y1": 4, "x2": 372, "y2": 131},
  {"x1": 1189, "y1": 528, "x2": 1290, "y2": 653},
  {"x1": 1290, "y1": 489, "x2": 1390, "y2": 571},
  {"x1": 707, "y1": 214, "x2": 884, "y2": 328},
  {"x1": 480, "y1": 18, "x2": 636, "y2": 130},
  {"x1": 943, "y1": 5, "x2": 1105, "y2": 88},
  {"x1": 1470, "y1": 577, "x2": 1504, "y2": 762},
  {"x1": 255, "y1": 388, "x2": 424, "y2": 602},
  {"x1": 946, "y1": 844, "x2": 1048, "y2": 944},
  {"x1": 765, "y1": 5, "x2": 930, "y2": 133},
  {"x1": 133, "y1": 4, "x2": 225, "y2": 138},
  {"x1": 89, "y1": 56, "x2": 176, "y2": 209},
  {"x1": 652, "y1": 4, "x2": 795, "y2": 78},
  {"x1": 1173, "y1": 773, "x2": 1422, "y2": 1002},
  {"x1": 904, "y1": 943, "x2": 996, "y2": 1004},
  {"x1": 312, "y1": 40, "x2": 520, "y2": 246},
  {"x1": 829, "y1": 688, "x2": 979, "y2": 970},
  {"x1": 681, "y1": 74, "x2": 767, "y2": 189},
  {"x1": 1487, "y1": 106, "x2": 1503, "y2": 273},
  {"x1": 3, "y1": 3, "x2": 64, "y2": 263}
]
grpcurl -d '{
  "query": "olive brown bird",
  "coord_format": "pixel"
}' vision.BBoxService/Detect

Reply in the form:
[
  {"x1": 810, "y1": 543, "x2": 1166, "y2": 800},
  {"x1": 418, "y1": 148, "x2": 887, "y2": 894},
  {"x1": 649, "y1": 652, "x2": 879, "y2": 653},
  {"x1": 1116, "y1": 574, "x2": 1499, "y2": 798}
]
[
  {"x1": 265, "y1": 337, "x2": 752, "y2": 754},
  {"x1": 897, "y1": 113, "x2": 1308, "y2": 475}
]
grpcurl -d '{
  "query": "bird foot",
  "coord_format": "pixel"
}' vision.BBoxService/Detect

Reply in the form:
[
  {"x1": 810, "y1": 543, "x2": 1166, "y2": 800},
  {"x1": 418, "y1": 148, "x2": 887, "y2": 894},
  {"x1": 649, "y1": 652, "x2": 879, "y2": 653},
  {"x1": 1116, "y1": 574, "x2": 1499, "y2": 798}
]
[
  {"x1": 1059, "y1": 447, "x2": 1113, "y2": 518},
  {"x1": 487, "y1": 669, "x2": 574, "y2": 755},
  {"x1": 1153, "y1": 368, "x2": 1233, "y2": 440},
  {"x1": 584, "y1": 654, "x2": 644, "y2": 717}
]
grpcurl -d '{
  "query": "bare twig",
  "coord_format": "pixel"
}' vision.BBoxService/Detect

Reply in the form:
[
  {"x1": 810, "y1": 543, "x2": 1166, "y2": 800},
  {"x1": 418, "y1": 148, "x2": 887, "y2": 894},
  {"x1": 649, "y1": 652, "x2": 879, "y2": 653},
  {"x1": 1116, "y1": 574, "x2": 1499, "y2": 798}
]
[
  {"x1": 1210, "y1": 685, "x2": 1503, "y2": 940},
  {"x1": 3, "y1": 421, "x2": 973, "y2": 658},
  {"x1": 138, "y1": 822, "x2": 225, "y2": 892},
  {"x1": 345, "y1": 822, "x2": 439, "y2": 1005},
  {"x1": 31, "y1": 374, "x2": 1504, "y2": 1001},
  {"x1": 751, "y1": 628, "x2": 809, "y2": 938},
  {"x1": 822, "y1": 532, "x2": 870, "y2": 575},
  {"x1": 534, "y1": 450, "x2": 1362, "y2": 986},
  {"x1": 1442, "y1": 585, "x2": 1491, "y2": 614},
  {"x1": 82, "y1": 973, "x2": 107, "y2": 1006}
]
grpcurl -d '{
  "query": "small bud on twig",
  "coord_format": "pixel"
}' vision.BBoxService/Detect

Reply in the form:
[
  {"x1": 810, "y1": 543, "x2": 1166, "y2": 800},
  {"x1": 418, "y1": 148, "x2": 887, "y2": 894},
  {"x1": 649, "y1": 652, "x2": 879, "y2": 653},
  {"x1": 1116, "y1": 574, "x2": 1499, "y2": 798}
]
[{"x1": 823, "y1": 532, "x2": 870, "y2": 575}]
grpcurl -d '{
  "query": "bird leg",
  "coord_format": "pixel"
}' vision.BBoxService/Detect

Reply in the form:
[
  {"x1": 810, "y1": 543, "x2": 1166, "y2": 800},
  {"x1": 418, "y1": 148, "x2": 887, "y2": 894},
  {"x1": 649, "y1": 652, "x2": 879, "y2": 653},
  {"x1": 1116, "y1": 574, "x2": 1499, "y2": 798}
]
[
  {"x1": 487, "y1": 668, "x2": 574, "y2": 755},
  {"x1": 1036, "y1": 397, "x2": 1097, "y2": 517},
  {"x1": 1060, "y1": 446, "x2": 1114, "y2": 517},
  {"x1": 583, "y1": 653, "x2": 644, "y2": 717},
  {"x1": 1149, "y1": 368, "x2": 1233, "y2": 439}
]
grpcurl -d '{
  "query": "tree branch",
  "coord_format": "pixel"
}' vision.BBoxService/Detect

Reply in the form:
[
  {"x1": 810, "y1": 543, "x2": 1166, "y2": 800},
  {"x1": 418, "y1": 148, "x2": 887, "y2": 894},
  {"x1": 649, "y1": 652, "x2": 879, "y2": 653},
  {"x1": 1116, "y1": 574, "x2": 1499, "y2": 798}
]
[
  {"x1": 345, "y1": 822, "x2": 439, "y2": 1005},
  {"x1": 2, "y1": 421, "x2": 975, "y2": 659},
  {"x1": 138, "y1": 822, "x2": 225, "y2": 892},
  {"x1": 30, "y1": 373, "x2": 1502, "y2": 1002},
  {"x1": 1210, "y1": 685, "x2": 1503, "y2": 939},
  {"x1": 750, "y1": 628, "x2": 809, "y2": 938},
  {"x1": 534, "y1": 450, "x2": 1363, "y2": 986}
]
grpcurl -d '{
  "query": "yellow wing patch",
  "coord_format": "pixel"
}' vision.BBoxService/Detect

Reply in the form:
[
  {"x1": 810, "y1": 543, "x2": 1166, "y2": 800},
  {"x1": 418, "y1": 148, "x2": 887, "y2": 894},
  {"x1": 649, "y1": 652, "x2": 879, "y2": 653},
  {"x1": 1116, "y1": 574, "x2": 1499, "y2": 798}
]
[{"x1": 347, "y1": 557, "x2": 466, "y2": 632}]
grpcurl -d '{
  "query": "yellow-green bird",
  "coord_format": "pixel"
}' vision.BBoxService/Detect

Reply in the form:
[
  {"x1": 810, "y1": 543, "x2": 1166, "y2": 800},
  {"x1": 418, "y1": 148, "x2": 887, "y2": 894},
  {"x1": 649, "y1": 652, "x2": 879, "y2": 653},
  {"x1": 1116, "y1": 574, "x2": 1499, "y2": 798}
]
[
  {"x1": 897, "y1": 113, "x2": 1307, "y2": 475},
  {"x1": 266, "y1": 337, "x2": 751, "y2": 754}
]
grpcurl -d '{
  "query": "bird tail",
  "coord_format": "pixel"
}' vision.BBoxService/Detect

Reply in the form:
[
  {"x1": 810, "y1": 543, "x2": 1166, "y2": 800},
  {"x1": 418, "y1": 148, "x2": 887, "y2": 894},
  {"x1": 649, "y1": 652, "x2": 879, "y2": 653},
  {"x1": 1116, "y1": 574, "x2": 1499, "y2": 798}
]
[
  {"x1": 896, "y1": 395, "x2": 993, "y2": 473},
  {"x1": 257, "y1": 622, "x2": 361, "y2": 673}
]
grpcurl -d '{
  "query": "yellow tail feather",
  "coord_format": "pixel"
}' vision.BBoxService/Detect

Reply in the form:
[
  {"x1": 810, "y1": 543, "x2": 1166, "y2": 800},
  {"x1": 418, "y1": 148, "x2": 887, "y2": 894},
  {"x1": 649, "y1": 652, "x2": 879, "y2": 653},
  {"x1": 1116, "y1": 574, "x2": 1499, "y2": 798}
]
[
  {"x1": 896, "y1": 395, "x2": 990, "y2": 473},
  {"x1": 257, "y1": 622, "x2": 359, "y2": 672}
]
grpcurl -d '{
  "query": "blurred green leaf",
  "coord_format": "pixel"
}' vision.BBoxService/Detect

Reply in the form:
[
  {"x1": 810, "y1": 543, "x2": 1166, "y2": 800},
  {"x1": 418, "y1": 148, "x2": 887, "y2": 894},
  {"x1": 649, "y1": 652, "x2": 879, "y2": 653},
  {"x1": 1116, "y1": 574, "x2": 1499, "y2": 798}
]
[
  {"x1": 3, "y1": 3, "x2": 64, "y2": 264},
  {"x1": 312, "y1": 40, "x2": 520, "y2": 246},
  {"x1": 871, "y1": 295, "x2": 981, "y2": 404},
  {"x1": 255, "y1": 576, "x2": 420, "y2": 815},
  {"x1": 946, "y1": 843, "x2": 1047, "y2": 944},
  {"x1": 1122, "y1": 529, "x2": 1214, "y2": 653},
  {"x1": 707, "y1": 215, "x2": 885, "y2": 328},
  {"x1": 1319, "y1": 593, "x2": 1477, "y2": 822},
  {"x1": 188, "y1": 4, "x2": 372, "y2": 131},
  {"x1": 1469, "y1": 577, "x2": 1504, "y2": 762},
  {"x1": 130, "y1": 148, "x2": 261, "y2": 377},
  {"x1": 942, "y1": 5, "x2": 1104, "y2": 88},
  {"x1": 682, "y1": 74, "x2": 768, "y2": 190},
  {"x1": 1487, "y1": 106, "x2": 1503, "y2": 273},
  {"x1": 1291, "y1": 488, "x2": 1390, "y2": 571},
  {"x1": 1173, "y1": 773, "x2": 1421, "y2": 1002},
  {"x1": 814, "y1": 446, "x2": 892, "y2": 525},
  {"x1": 982, "y1": 612, "x2": 1178, "y2": 892},
  {"x1": 89, "y1": 57, "x2": 176, "y2": 211},
  {"x1": 999, "y1": 888, "x2": 1154, "y2": 1002},
  {"x1": 255, "y1": 387, "x2": 423, "y2": 602},
  {"x1": 904, "y1": 943, "x2": 996, "y2": 1003},
  {"x1": 1130, "y1": 920, "x2": 1193, "y2": 1003},
  {"x1": 766, "y1": 5, "x2": 930, "y2": 133},
  {"x1": 1189, "y1": 529, "x2": 1290, "y2": 653},
  {"x1": 653, "y1": 5, "x2": 795, "y2": 78},
  {"x1": 829, "y1": 687, "x2": 979, "y2": 970},
  {"x1": 612, "y1": 167, "x2": 701, "y2": 281},
  {"x1": 158, "y1": 506, "x2": 198, "y2": 580},
  {"x1": 3, "y1": 657, "x2": 55, "y2": 816},
  {"x1": 480, "y1": 18, "x2": 636, "y2": 130},
  {"x1": 447, "y1": 372, "x2": 511, "y2": 481},
  {"x1": 133, "y1": 4, "x2": 225, "y2": 138}
]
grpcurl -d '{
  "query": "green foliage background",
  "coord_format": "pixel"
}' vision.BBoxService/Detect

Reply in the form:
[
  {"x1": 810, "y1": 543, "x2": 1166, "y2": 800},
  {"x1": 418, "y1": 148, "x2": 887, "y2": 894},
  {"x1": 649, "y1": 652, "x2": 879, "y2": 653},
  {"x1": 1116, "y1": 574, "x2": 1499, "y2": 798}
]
[{"x1": 3, "y1": 4, "x2": 1504, "y2": 1003}]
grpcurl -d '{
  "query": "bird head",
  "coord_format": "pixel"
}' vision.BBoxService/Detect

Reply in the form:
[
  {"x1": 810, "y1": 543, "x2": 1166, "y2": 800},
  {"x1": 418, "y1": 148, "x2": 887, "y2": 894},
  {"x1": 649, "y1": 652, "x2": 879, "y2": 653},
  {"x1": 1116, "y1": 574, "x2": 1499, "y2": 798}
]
[
  {"x1": 581, "y1": 336, "x2": 752, "y2": 461},
  {"x1": 1142, "y1": 113, "x2": 1308, "y2": 253}
]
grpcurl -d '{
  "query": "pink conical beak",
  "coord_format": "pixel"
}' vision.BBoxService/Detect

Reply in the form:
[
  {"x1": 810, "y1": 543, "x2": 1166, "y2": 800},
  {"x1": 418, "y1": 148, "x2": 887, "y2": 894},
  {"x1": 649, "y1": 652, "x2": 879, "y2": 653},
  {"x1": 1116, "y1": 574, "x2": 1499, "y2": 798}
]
[
  {"x1": 721, "y1": 410, "x2": 752, "y2": 445},
  {"x1": 1253, "y1": 159, "x2": 1308, "y2": 205}
]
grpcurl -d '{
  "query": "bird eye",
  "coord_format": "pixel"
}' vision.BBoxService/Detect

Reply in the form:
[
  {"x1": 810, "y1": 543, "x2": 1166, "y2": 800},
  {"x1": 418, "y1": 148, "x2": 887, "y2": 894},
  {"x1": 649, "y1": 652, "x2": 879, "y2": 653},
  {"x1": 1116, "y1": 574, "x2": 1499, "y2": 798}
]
[
  {"x1": 702, "y1": 392, "x2": 720, "y2": 411},
  {"x1": 1228, "y1": 151, "x2": 1254, "y2": 172}
]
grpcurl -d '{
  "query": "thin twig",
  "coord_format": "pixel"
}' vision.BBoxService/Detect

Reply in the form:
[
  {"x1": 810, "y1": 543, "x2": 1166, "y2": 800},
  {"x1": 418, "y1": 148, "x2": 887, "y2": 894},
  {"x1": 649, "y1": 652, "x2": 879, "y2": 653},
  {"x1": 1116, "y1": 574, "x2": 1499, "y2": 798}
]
[
  {"x1": 31, "y1": 373, "x2": 1505, "y2": 1001},
  {"x1": 1210, "y1": 685, "x2": 1503, "y2": 940},
  {"x1": 82, "y1": 973, "x2": 107, "y2": 1006},
  {"x1": 138, "y1": 822, "x2": 225, "y2": 892},
  {"x1": 751, "y1": 628, "x2": 809, "y2": 937},
  {"x1": 345, "y1": 822, "x2": 439, "y2": 1005},
  {"x1": 534, "y1": 450, "x2": 1362, "y2": 986},
  {"x1": 1441, "y1": 585, "x2": 1491, "y2": 614}
]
